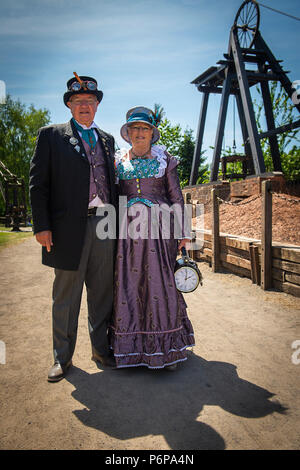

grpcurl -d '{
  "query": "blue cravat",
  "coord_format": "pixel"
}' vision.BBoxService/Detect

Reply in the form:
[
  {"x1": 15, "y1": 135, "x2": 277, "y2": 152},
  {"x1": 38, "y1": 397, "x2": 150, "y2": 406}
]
[{"x1": 72, "y1": 118, "x2": 97, "y2": 149}]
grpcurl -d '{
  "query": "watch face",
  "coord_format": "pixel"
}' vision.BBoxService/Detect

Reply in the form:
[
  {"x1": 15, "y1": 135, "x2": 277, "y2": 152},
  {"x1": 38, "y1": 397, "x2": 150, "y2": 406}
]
[{"x1": 175, "y1": 266, "x2": 199, "y2": 293}]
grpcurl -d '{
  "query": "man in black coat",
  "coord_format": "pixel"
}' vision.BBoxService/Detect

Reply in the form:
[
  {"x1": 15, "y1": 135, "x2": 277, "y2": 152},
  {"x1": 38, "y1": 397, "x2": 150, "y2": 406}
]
[{"x1": 30, "y1": 74, "x2": 117, "y2": 381}]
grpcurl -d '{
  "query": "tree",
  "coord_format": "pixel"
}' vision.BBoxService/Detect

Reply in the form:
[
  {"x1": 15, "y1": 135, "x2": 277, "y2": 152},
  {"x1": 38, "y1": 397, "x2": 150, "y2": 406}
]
[
  {"x1": 157, "y1": 117, "x2": 182, "y2": 157},
  {"x1": 153, "y1": 105, "x2": 208, "y2": 186},
  {"x1": 0, "y1": 94, "x2": 51, "y2": 214},
  {"x1": 196, "y1": 158, "x2": 210, "y2": 185},
  {"x1": 176, "y1": 128, "x2": 194, "y2": 186},
  {"x1": 177, "y1": 127, "x2": 209, "y2": 187},
  {"x1": 273, "y1": 145, "x2": 300, "y2": 181}
]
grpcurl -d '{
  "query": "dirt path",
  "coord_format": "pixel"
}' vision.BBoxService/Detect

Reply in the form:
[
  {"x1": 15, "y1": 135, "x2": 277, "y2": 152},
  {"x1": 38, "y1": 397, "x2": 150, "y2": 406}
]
[{"x1": 0, "y1": 237, "x2": 299, "y2": 450}]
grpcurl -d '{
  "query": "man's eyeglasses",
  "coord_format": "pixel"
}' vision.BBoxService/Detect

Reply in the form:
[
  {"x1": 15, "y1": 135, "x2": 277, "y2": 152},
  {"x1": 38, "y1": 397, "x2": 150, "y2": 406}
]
[{"x1": 70, "y1": 98, "x2": 97, "y2": 106}]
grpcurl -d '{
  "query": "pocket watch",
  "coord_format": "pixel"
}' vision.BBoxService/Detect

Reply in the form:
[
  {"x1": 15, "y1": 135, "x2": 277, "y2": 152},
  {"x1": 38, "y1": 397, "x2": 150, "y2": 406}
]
[{"x1": 174, "y1": 247, "x2": 203, "y2": 293}]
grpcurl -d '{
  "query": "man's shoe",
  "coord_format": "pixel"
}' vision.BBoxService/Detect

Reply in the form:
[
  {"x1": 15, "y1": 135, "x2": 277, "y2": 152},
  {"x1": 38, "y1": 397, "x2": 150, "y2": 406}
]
[
  {"x1": 91, "y1": 349, "x2": 117, "y2": 369},
  {"x1": 48, "y1": 360, "x2": 72, "y2": 382}
]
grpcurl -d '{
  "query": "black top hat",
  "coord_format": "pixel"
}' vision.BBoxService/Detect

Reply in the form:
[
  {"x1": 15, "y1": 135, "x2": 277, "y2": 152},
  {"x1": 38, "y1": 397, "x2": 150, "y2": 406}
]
[{"x1": 63, "y1": 74, "x2": 103, "y2": 106}]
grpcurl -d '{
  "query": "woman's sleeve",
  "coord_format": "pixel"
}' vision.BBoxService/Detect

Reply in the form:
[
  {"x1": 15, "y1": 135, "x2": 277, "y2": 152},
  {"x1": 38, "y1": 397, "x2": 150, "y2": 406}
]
[
  {"x1": 165, "y1": 151, "x2": 184, "y2": 205},
  {"x1": 165, "y1": 151, "x2": 192, "y2": 239}
]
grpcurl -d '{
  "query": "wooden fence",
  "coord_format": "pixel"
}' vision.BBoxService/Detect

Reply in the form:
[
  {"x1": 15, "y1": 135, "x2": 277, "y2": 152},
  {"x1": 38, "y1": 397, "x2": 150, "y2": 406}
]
[{"x1": 191, "y1": 181, "x2": 300, "y2": 297}]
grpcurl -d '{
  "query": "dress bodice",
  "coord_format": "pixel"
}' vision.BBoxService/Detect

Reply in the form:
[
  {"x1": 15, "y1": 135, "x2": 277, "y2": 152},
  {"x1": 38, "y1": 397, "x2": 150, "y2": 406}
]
[{"x1": 115, "y1": 145, "x2": 183, "y2": 207}]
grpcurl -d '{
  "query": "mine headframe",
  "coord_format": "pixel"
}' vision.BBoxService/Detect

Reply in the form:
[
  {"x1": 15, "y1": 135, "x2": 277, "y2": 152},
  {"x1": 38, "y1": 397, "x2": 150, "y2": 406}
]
[
  {"x1": 189, "y1": 0, "x2": 300, "y2": 185},
  {"x1": 0, "y1": 160, "x2": 27, "y2": 231}
]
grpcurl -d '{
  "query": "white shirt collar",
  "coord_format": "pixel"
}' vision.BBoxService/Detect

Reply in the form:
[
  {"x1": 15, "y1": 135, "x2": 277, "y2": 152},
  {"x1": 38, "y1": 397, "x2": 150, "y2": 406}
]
[{"x1": 74, "y1": 119, "x2": 99, "y2": 130}]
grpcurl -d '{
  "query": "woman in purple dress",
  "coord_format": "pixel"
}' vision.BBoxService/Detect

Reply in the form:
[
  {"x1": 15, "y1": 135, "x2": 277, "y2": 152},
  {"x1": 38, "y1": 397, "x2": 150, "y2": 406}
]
[{"x1": 109, "y1": 106, "x2": 195, "y2": 370}]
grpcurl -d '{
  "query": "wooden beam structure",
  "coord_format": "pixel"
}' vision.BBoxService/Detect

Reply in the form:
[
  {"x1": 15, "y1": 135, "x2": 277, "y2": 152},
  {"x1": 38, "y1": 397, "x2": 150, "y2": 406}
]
[
  {"x1": 190, "y1": 92, "x2": 209, "y2": 186},
  {"x1": 261, "y1": 180, "x2": 272, "y2": 290},
  {"x1": 211, "y1": 188, "x2": 220, "y2": 272},
  {"x1": 189, "y1": 1, "x2": 300, "y2": 186}
]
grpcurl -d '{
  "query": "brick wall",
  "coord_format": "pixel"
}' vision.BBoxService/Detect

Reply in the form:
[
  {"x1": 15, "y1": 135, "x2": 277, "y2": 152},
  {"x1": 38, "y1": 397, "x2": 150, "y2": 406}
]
[{"x1": 182, "y1": 173, "x2": 288, "y2": 203}]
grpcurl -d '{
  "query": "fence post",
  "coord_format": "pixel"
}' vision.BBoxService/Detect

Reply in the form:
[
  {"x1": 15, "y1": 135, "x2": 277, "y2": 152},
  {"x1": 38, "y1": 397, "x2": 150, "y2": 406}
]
[
  {"x1": 211, "y1": 188, "x2": 220, "y2": 272},
  {"x1": 249, "y1": 244, "x2": 260, "y2": 285},
  {"x1": 261, "y1": 180, "x2": 272, "y2": 290}
]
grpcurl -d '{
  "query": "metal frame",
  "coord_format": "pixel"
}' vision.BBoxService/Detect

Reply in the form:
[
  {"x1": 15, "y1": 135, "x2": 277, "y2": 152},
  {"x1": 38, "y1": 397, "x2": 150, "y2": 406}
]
[
  {"x1": 0, "y1": 160, "x2": 27, "y2": 230},
  {"x1": 189, "y1": 3, "x2": 300, "y2": 185}
]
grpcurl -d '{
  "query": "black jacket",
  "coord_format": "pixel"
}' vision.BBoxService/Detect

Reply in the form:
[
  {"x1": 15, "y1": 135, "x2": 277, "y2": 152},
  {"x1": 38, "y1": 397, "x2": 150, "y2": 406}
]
[{"x1": 29, "y1": 119, "x2": 117, "y2": 270}]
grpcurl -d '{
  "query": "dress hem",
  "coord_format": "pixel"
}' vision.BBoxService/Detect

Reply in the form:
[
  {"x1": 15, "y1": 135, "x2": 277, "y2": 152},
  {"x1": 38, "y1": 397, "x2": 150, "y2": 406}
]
[
  {"x1": 115, "y1": 356, "x2": 188, "y2": 370},
  {"x1": 114, "y1": 344, "x2": 195, "y2": 357}
]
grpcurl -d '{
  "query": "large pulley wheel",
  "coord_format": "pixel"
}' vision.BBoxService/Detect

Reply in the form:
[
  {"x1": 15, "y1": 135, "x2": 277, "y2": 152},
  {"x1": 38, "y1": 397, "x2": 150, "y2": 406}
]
[{"x1": 233, "y1": 0, "x2": 260, "y2": 49}]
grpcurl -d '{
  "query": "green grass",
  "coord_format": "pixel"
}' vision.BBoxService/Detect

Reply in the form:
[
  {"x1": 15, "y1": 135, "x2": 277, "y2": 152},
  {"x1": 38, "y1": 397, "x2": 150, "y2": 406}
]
[{"x1": 0, "y1": 226, "x2": 33, "y2": 250}]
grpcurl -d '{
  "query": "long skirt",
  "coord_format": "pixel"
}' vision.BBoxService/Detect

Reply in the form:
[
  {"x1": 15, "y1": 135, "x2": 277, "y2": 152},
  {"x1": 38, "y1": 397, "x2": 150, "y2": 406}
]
[{"x1": 109, "y1": 203, "x2": 195, "y2": 369}]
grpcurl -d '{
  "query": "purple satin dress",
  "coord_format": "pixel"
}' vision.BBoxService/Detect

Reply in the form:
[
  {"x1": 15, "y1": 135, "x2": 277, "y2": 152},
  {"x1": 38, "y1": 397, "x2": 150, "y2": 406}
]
[{"x1": 109, "y1": 147, "x2": 195, "y2": 368}]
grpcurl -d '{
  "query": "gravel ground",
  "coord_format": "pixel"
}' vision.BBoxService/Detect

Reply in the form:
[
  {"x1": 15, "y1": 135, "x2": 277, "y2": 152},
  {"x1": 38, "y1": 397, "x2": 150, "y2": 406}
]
[{"x1": 0, "y1": 237, "x2": 299, "y2": 450}]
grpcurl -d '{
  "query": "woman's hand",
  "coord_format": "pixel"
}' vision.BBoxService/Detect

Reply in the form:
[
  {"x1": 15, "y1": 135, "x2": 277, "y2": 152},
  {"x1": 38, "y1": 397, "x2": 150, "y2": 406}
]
[{"x1": 178, "y1": 238, "x2": 190, "y2": 252}]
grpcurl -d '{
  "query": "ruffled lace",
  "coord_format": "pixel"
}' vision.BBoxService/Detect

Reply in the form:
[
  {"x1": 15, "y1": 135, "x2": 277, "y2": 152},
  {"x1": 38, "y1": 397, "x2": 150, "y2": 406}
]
[
  {"x1": 115, "y1": 148, "x2": 129, "y2": 164},
  {"x1": 114, "y1": 148, "x2": 128, "y2": 183},
  {"x1": 151, "y1": 144, "x2": 168, "y2": 178}
]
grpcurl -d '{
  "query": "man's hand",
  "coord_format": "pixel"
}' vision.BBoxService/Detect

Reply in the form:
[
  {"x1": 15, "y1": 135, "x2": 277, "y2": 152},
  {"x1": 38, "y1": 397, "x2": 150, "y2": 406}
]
[{"x1": 35, "y1": 230, "x2": 53, "y2": 252}]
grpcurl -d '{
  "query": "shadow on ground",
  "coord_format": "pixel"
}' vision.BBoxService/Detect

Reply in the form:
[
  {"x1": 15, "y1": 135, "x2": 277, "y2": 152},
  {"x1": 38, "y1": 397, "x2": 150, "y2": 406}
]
[{"x1": 66, "y1": 353, "x2": 287, "y2": 450}]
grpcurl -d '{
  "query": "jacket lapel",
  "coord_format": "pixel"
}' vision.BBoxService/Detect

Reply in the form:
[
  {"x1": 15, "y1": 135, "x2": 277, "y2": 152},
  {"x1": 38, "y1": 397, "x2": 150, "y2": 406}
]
[{"x1": 63, "y1": 120, "x2": 89, "y2": 164}]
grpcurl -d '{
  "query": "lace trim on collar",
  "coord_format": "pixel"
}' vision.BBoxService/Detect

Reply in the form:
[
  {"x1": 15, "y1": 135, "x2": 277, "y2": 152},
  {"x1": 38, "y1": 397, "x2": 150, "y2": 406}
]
[
  {"x1": 115, "y1": 144, "x2": 167, "y2": 178},
  {"x1": 151, "y1": 145, "x2": 167, "y2": 178}
]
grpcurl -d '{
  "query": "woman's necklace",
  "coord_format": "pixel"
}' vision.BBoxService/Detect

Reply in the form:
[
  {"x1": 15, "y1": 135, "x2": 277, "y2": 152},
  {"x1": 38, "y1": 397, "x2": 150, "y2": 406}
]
[{"x1": 130, "y1": 147, "x2": 152, "y2": 160}]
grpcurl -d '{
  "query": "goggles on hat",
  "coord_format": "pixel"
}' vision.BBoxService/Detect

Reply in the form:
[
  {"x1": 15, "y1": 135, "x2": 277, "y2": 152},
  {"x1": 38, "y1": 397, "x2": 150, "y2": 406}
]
[{"x1": 69, "y1": 81, "x2": 97, "y2": 92}]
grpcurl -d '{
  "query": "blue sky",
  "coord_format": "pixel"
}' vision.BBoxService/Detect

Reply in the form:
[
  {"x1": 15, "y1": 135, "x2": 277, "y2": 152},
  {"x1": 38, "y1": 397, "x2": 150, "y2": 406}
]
[{"x1": 1, "y1": 0, "x2": 299, "y2": 161}]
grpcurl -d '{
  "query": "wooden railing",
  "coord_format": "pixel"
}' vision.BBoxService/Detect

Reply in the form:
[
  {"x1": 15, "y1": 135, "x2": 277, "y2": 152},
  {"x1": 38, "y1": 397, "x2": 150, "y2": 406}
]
[{"x1": 191, "y1": 181, "x2": 300, "y2": 297}]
